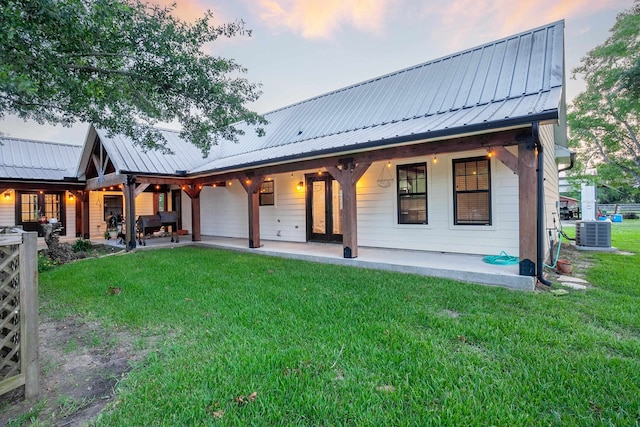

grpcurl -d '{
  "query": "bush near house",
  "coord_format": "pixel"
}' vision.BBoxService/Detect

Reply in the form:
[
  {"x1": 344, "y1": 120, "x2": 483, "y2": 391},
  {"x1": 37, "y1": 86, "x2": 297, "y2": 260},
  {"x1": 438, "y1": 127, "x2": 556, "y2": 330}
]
[{"x1": 25, "y1": 220, "x2": 640, "y2": 425}]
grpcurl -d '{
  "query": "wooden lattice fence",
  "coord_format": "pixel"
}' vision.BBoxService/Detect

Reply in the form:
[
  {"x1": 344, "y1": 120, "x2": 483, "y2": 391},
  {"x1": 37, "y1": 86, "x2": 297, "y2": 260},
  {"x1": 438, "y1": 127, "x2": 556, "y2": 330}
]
[{"x1": 0, "y1": 230, "x2": 38, "y2": 399}]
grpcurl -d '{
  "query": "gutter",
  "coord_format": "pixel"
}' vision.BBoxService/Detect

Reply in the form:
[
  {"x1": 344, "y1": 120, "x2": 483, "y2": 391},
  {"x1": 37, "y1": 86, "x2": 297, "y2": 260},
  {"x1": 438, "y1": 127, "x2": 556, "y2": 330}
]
[
  {"x1": 557, "y1": 150, "x2": 576, "y2": 173},
  {"x1": 533, "y1": 122, "x2": 552, "y2": 286}
]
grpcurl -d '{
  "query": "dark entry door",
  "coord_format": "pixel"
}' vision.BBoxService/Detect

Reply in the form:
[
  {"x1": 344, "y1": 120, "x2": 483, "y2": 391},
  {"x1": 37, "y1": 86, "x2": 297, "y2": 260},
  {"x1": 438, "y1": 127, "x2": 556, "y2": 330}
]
[{"x1": 306, "y1": 175, "x2": 342, "y2": 242}]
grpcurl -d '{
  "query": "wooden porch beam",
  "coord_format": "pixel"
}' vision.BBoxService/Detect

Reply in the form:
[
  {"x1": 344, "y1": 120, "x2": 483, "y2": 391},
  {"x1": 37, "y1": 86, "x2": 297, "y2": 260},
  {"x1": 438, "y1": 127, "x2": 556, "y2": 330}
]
[
  {"x1": 492, "y1": 147, "x2": 519, "y2": 174},
  {"x1": 134, "y1": 176, "x2": 193, "y2": 186},
  {"x1": 134, "y1": 183, "x2": 150, "y2": 198},
  {"x1": 123, "y1": 176, "x2": 137, "y2": 250},
  {"x1": 240, "y1": 175, "x2": 266, "y2": 248},
  {"x1": 181, "y1": 185, "x2": 203, "y2": 241},
  {"x1": 191, "y1": 128, "x2": 525, "y2": 186},
  {"x1": 518, "y1": 142, "x2": 537, "y2": 276},
  {"x1": 325, "y1": 162, "x2": 371, "y2": 258},
  {"x1": 86, "y1": 173, "x2": 126, "y2": 191}
]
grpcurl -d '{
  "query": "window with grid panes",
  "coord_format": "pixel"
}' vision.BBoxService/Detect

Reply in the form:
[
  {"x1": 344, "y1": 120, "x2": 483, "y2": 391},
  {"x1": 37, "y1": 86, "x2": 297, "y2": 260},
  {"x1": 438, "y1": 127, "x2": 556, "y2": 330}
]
[
  {"x1": 397, "y1": 163, "x2": 427, "y2": 224},
  {"x1": 453, "y1": 157, "x2": 491, "y2": 225},
  {"x1": 259, "y1": 180, "x2": 274, "y2": 206}
]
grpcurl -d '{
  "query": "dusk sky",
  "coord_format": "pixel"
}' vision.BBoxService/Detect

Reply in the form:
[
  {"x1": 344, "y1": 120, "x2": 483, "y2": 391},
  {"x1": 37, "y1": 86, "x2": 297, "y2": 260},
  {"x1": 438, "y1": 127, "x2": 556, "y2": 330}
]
[{"x1": 1, "y1": 0, "x2": 634, "y2": 143}]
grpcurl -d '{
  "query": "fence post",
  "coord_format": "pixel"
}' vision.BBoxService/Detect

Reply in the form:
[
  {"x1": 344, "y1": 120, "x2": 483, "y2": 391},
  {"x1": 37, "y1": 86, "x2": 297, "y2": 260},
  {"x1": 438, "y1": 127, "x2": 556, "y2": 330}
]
[{"x1": 19, "y1": 232, "x2": 39, "y2": 399}]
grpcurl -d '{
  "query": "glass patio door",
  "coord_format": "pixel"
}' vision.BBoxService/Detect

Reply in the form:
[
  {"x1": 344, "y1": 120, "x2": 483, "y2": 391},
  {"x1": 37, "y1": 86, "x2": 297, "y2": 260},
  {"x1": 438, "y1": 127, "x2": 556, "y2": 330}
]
[{"x1": 306, "y1": 175, "x2": 342, "y2": 242}]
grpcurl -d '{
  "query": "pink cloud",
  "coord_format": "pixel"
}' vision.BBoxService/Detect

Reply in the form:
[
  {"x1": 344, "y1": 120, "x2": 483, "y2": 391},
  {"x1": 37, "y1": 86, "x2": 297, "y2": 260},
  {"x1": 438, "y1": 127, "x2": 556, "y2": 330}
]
[{"x1": 256, "y1": 0, "x2": 393, "y2": 39}]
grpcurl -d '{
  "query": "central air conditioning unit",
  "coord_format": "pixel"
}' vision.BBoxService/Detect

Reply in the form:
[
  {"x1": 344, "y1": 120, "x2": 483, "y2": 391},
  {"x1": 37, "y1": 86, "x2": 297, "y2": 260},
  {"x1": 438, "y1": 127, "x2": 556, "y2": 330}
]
[{"x1": 576, "y1": 221, "x2": 611, "y2": 247}]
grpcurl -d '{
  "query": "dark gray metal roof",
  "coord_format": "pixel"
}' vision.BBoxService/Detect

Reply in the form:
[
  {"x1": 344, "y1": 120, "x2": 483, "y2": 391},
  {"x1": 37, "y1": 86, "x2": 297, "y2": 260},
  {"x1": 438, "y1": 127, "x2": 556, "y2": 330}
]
[
  {"x1": 192, "y1": 20, "x2": 565, "y2": 174},
  {"x1": 0, "y1": 136, "x2": 82, "y2": 181}
]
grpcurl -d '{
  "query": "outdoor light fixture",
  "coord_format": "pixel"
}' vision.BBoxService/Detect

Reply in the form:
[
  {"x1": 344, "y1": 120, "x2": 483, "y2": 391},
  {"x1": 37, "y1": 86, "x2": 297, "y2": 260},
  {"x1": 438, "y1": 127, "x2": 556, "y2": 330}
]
[
  {"x1": 68, "y1": 192, "x2": 74, "y2": 201},
  {"x1": 297, "y1": 181, "x2": 304, "y2": 191},
  {"x1": 487, "y1": 147, "x2": 494, "y2": 158},
  {"x1": 3, "y1": 190, "x2": 10, "y2": 200},
  {"x1": 432, "y1": 155, "x2": 438, "y2": 164},
  {"x1": 387, "y1": 161, "x2": 391, "y2": 168}
]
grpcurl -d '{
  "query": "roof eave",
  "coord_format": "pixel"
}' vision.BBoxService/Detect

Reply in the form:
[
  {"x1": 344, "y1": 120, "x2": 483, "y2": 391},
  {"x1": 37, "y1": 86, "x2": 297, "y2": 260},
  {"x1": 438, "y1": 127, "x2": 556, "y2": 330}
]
[{"x1": 189, "y1": 111, "x2": 558, "y2": 177}]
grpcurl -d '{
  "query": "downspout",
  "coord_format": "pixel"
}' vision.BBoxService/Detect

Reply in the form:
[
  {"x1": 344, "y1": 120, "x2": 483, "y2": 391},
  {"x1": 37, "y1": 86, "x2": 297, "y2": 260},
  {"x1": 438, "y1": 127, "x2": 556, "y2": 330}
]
[{"x1": 533, "y1": 122, "x2": 552, "y2": 286}]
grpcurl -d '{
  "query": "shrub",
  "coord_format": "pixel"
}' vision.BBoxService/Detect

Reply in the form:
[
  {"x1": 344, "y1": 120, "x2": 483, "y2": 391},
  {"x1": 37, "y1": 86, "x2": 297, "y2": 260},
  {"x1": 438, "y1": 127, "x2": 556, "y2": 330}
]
[
  {"x1": 38, "y1": 252, "x2": 59, "y2": 272},
  {"x1": 72, "y1": 238, "x2": 93, "y2": 253}
]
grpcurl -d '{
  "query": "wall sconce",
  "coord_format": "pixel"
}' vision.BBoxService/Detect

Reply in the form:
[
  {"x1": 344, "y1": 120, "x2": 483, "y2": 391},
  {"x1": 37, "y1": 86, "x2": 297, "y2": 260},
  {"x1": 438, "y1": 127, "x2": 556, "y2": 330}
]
[
  {"x1": 432, "y1": 155, "x2": 438, "y2": 164},
  {"x1": 296, "y1": 181, "x2": 304, "y2": 191},
  {"x1": 487, "y1": 147, "x2": 494, "y2": 158},
  {"x1": 3, "y1": 190, "x2": 11, "y2": 200},
  {"x1": 68, "y1": 192, "x2": 75, "y2": 201}
]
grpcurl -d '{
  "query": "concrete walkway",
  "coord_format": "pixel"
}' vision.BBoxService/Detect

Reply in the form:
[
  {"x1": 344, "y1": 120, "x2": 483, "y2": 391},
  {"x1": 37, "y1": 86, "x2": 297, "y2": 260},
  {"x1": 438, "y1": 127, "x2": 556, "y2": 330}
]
[{"x1": 48, "y1": 234, "x2": 534, "y2": 290}]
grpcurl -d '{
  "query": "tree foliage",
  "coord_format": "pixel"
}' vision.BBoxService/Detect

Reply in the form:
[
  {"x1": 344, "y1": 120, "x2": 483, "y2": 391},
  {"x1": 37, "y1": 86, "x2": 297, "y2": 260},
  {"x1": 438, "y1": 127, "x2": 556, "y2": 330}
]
[
  {"x1": 568, "y1": 1, "x2": 640, "y2": 188},
  {"x1": 0, "y1": 0, "x2": 266, "y2": 155}
]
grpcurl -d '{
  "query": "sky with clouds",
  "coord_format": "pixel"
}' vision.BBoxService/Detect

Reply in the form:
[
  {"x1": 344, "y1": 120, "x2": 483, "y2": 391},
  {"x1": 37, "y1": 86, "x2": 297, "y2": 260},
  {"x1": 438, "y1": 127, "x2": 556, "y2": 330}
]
[{"x1": 1, "y1": 0, "x2": 634, "y2": 143}]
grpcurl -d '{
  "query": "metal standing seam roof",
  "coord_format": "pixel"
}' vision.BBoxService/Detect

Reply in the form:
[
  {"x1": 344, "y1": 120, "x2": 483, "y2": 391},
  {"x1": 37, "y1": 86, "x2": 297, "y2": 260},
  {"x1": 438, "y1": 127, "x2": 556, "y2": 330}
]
[
  {"x1": 188, "y1": 20, "x2": 565, "y2": 175},
  {"x1": 80, "y1": 20, "x2": 564, "y2": 178},
  {"x1": 92, "y1": 127, "x2": 212, "y2": 175},
  {"x1": 0, "y1": 136, "x2": 82, "y2": 181}
]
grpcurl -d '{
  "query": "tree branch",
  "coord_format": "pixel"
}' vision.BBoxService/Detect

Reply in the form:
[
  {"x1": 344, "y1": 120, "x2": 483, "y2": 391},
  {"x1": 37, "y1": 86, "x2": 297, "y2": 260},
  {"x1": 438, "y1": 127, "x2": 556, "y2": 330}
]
[{"x1": 61, "y1": 64, "x2": 143, "y2": 79}]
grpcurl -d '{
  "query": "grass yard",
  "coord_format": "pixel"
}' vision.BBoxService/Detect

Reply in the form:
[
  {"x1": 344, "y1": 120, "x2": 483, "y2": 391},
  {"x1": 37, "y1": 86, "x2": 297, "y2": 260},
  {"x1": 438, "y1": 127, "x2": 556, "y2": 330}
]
[{"x1": 22, "y1": 221, "x2": 640, "y2": 425}]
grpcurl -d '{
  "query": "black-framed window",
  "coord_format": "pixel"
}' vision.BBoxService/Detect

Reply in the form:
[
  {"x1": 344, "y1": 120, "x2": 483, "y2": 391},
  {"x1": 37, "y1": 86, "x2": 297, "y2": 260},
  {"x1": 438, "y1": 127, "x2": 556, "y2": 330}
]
[
  {"x1": 397, "y1": 163, "x2": 427, "y2": 224},
  {"x1": 453, "y1": 157, "x2": 491, "y2": 225},
  {"x1": 259, "y1": 180, "x2": 274, "y2": 206}
]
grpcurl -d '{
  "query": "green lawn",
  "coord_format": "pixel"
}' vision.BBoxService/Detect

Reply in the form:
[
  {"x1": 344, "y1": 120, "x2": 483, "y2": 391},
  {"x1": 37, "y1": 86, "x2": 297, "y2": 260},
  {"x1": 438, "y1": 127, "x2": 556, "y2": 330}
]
[{"x1": 33, "y1": 221, "x2": 640, "y2": 425}]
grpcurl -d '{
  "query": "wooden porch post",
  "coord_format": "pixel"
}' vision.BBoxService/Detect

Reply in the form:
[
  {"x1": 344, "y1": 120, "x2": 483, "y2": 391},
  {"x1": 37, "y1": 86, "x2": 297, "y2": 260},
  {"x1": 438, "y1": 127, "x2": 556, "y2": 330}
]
[
  {"x1": 240, "y1": 175, "x2": 266, "y2": 248},
  {"x1": 518, "y1": 142, "x2": 537, "y2": 276},
  {"x1": 326, "y1": 161, "x2": 371, "y2": 258},
  {"x1": 182, "y1": 185, "x2": 202, "y2": 241},
  {"x1": 123, "y1": 176, "x2": 137, "y2": 251}
]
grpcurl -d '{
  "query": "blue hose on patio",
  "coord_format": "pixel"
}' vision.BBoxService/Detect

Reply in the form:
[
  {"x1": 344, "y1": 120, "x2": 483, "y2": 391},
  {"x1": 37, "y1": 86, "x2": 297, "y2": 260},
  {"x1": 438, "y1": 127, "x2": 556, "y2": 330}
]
[{"x1": 482, "y1": 251, "x2": 519, "y2": 265}]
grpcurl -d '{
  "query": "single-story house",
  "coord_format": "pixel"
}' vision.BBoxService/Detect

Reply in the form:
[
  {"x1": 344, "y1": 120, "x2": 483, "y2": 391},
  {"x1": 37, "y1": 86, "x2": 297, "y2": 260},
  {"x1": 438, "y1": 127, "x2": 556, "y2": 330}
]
[{"x1": 1, "y1": 21, "x2": 571, "y2": 287}]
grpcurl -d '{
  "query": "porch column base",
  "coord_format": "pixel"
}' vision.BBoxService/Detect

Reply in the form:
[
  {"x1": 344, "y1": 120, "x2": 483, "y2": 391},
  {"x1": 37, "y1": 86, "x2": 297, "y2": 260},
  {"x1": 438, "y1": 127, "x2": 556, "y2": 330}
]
[
  {"x1": 519, "y1": 259, "x2": 535, "y2": 276},
  {"x1": 343, "y1": 246, "x2": 356, "y2": 259}
]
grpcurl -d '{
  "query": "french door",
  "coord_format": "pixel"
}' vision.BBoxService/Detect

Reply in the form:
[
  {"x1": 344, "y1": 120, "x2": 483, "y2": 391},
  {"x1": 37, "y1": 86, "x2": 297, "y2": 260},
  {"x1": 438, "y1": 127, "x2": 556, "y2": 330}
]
[
  {"x1": 306, "y1": 175, "x2": 342, "y2": 242},
  {"x1": 16, "y1": 191, "x2": 65, "y2": 236}
]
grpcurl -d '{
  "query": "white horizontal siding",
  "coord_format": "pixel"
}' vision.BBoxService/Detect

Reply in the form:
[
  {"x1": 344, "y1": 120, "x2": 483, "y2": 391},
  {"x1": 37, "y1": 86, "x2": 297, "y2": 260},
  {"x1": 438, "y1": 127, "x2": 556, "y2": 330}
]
[
  {"x1": 540, "y1": 123, "x2": 561, "y2": 260},
  {"x1": 0, "y1": 196, "x2": 15, "y2": 226},
  {"x1": 87, "y1": 191, "x2": 154, "y2": 238},
  {"x1": 357, "y1": 152, "x2": 519, "y2": 256},
  {"x1": 64, "y1": 192, "x2": 76, "y2": 237}
]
